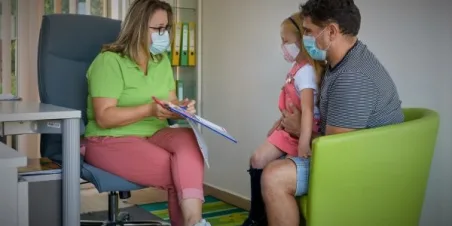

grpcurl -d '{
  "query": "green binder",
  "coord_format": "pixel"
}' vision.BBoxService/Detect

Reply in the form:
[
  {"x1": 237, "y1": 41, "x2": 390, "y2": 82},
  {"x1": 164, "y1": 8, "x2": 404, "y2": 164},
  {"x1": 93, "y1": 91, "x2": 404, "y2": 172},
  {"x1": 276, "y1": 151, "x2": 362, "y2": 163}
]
[{"x1": 180, "y1": 23, "x2": 189, "y2": 66}]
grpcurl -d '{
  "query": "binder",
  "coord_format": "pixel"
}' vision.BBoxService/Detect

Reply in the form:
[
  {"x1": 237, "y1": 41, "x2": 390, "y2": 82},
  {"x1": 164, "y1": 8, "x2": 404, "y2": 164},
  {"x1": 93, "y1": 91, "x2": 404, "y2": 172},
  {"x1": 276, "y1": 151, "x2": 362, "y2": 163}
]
[
  {"x1": 167, "y1": 24, "x2": 175, "y2": 62},
  {"x1": 167, "y1": 42, "x2": 172, "y2": 62},
  {"x1": 176, "y1": 79, "x2": 184, "y2": 100},
  {"x1": 180, "y1": 22, "x2": 189, "y2": 66},
  {"x1": 188, "y1": 22, "x2": 196, "y2": 66},
  {"x1": 171, "y1": 22, "x2": 182, "y2": 66}
]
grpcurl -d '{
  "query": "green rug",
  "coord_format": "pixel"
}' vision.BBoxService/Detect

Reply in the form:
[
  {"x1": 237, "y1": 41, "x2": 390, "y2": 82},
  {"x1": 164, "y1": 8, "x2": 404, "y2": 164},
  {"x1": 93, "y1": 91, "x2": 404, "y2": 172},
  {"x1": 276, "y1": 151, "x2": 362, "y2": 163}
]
[{"x1": 137, "y1": 196, "x2": 248, "y2": 226}]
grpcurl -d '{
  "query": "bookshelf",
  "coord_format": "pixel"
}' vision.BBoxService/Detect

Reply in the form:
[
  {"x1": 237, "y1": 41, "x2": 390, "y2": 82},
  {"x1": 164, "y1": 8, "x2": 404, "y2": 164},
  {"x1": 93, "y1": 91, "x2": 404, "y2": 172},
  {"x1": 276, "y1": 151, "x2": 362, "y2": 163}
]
[{"x1": 167, "y1": 0, "x2": 202, "y2": 126}]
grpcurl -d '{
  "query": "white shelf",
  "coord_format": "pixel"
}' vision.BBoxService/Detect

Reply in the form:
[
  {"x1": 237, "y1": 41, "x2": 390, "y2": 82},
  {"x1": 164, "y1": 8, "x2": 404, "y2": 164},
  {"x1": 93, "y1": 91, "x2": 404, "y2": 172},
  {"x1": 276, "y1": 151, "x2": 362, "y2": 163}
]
[{"x1": 171, "y1": 0, "x2": 202, "y2": 119}]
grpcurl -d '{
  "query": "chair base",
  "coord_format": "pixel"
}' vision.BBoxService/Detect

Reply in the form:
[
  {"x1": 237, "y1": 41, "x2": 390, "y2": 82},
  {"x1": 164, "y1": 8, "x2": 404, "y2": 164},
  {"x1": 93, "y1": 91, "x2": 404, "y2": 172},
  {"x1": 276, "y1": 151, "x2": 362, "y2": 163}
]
[{"x1": 80, "y1": 192, "x2": 170, "y2": 226}]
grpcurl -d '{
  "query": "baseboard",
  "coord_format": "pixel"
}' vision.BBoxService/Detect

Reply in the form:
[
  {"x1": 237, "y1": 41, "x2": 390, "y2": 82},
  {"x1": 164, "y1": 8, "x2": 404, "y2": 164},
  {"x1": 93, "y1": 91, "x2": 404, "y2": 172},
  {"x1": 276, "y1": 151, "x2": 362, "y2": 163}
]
[{"x1": 203, "y1": 183, "x2": 250, "y2": 211}]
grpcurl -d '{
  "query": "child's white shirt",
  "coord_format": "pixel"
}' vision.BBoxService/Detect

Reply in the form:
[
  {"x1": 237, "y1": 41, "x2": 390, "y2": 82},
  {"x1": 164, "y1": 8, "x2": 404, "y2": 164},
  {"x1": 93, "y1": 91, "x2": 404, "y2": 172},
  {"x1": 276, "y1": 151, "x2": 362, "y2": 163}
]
[{"x1": 292, "y1": 64, "x2": 320, "y2": 116}]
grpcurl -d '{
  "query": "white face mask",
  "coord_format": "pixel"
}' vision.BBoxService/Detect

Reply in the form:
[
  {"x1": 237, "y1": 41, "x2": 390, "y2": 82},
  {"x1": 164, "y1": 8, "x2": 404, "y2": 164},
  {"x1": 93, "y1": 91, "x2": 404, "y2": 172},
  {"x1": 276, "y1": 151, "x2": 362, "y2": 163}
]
[{"x1": 281, "y1": 43, "x2": 300, "y2": 63}]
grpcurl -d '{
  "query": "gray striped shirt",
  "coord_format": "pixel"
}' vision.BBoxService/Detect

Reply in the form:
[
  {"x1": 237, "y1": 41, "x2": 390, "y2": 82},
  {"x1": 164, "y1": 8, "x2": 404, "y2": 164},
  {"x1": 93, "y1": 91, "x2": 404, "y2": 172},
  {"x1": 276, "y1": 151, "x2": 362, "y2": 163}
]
[{"x1": 319, "y1": 40, "x2": 404, "y2": 134}]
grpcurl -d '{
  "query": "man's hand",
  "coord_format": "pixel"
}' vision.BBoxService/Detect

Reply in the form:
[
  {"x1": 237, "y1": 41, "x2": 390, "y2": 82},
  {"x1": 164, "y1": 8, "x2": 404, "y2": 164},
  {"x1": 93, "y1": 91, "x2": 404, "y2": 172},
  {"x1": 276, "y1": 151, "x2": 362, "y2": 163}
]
[{"x1": 281, "y1": 103, "x2": 302, "y2": 138}]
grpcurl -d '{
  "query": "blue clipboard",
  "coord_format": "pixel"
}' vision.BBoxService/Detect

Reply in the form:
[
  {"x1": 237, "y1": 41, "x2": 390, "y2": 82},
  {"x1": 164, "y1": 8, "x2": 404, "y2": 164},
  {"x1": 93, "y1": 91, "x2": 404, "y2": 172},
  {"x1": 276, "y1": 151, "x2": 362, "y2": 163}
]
[{"x1": 166, "y1": 104, "x2": 238, "y2": 143}]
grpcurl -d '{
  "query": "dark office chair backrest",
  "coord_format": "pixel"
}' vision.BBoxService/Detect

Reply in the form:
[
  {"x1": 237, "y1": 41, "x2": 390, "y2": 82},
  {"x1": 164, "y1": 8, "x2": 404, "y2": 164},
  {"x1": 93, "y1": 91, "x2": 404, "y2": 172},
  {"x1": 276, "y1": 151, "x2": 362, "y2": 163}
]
[{"x1": 38, "y1": 14, "x2": 121, "y2": 162}]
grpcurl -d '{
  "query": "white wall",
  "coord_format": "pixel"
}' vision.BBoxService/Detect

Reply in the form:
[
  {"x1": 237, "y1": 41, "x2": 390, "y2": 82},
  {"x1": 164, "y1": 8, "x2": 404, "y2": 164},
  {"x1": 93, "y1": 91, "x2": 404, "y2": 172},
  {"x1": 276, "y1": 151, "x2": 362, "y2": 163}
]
[{"x1": 201, "y1": 0, "x2": 452, "y2": 225}]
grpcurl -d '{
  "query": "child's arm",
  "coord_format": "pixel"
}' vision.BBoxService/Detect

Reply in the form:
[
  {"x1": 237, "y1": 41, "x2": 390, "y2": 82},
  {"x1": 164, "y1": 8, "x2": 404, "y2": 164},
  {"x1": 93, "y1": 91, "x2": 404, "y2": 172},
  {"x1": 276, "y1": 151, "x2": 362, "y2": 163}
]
[{"x1": 298, "y1": 88, "x2": 315, "y2": 158}]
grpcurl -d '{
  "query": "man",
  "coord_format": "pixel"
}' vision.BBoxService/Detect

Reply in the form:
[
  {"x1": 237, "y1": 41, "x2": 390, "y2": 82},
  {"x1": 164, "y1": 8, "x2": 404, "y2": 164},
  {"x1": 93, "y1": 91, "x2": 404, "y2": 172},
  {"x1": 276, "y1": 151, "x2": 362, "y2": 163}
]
[{"x1": 261, "y1": 0, "x2": 405, "y2": 225}]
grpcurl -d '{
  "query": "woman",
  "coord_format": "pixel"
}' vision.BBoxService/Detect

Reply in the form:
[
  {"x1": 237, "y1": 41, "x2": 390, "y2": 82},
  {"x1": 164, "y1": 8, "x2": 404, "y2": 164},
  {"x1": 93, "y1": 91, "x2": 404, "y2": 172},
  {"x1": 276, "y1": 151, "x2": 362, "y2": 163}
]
[
  {"x1": 241, "y1": 13, "x2": 325, "y2": 226},
  {"x1": 83, "y1": 1, "x2": 210, "y2": 226}
]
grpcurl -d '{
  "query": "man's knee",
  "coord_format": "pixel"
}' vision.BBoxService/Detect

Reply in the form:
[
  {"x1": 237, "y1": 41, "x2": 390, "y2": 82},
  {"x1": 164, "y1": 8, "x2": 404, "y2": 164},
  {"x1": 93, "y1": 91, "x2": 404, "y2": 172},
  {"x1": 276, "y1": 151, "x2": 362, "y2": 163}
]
[{"x1": 261, "y1": 159, "x2": 297, "y2": 195}]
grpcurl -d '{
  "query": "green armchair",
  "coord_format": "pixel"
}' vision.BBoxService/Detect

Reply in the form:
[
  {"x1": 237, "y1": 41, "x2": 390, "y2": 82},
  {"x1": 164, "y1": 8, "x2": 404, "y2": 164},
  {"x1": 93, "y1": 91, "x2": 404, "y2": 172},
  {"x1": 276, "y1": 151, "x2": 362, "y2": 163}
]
[{"x1": 300, "y1": 108, "x2": 440, "y2": 226}]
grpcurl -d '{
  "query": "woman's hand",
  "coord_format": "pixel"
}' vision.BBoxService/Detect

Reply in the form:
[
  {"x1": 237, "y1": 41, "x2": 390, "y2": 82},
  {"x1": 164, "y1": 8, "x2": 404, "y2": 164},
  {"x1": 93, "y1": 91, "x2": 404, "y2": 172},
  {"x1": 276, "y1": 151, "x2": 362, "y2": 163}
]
[
  {"x1": 281, "y1": 103, "x2": 302, "y2": 137},
  {"x1": 180, "y1": 98, "x2": 196, "y2": 115},
  {"x1": 151, "y1": 101, "x2": 178, "y2": 120}
]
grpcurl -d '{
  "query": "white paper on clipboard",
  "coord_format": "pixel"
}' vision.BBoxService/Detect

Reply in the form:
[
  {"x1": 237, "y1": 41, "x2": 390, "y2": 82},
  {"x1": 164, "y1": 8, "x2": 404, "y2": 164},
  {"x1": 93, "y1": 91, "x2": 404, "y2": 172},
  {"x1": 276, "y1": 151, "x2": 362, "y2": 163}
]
[
  {"x1": 187, "y1": 120, "x2": 210, "y2": 168},
  {"x1": 166, "y1": 103, "x2": 238, "y2": 143}
]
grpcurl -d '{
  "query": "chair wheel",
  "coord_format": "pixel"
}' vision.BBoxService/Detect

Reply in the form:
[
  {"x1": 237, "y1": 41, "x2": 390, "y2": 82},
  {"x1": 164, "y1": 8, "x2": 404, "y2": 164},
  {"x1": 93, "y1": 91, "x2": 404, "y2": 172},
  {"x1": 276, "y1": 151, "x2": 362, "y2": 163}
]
[{"x1": 118, "y1": 212, "x2": 131, "y2": 221}]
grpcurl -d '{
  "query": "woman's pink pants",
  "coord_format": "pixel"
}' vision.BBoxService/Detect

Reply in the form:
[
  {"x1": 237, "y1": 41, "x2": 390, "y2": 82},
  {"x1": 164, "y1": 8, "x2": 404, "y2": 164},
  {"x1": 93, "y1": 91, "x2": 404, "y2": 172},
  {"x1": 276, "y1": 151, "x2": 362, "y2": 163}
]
[{"x1": 84, "y1": 127, "x2": 205, "y2": 226}]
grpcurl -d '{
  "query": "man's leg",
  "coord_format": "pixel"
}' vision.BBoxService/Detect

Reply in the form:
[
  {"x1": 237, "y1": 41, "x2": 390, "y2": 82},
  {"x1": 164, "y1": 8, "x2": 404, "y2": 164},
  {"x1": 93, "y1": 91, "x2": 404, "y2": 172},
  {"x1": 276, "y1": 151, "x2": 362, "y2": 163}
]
[{"x1": 261, "y1": 158, "x2": 304, "y2": 226}]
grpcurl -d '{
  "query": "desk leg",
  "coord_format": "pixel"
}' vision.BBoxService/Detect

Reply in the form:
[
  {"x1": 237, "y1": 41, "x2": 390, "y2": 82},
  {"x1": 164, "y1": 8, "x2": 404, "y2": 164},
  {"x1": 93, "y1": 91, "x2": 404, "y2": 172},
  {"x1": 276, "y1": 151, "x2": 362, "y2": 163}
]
[{"x1": 62, "y1": 118, "x2": 80, "y2": 226}]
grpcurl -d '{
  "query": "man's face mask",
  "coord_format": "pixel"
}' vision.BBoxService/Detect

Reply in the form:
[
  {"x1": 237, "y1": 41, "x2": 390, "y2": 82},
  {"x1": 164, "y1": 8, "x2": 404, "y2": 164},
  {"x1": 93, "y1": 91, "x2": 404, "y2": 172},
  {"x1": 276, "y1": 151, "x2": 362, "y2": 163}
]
[{"x1": 302, "y1": 27, "x2": 331, "y2": 61}]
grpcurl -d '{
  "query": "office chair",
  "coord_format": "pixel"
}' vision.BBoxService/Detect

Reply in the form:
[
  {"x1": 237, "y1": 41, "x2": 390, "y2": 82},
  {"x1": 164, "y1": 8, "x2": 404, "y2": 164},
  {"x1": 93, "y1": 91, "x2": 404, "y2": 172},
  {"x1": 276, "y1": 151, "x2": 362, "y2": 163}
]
[{"x1": 37, "y1": 14, "x2": 169, "y2": 226}]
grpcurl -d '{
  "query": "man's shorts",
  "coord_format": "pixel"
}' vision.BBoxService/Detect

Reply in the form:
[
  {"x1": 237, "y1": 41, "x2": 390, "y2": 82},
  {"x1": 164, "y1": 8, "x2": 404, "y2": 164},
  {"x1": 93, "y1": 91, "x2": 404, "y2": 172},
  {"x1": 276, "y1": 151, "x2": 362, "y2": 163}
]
[{"x1": 287, "y1": 156, "x2": 311, "y2": 196}]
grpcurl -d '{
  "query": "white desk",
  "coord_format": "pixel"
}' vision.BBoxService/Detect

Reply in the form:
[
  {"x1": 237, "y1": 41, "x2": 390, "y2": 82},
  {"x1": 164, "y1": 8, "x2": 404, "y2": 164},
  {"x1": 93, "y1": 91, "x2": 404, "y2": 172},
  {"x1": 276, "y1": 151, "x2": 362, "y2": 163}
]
[
  {"x1": 0, "y1": 97, "x2": 22, "y2": 149},
  {"x1": 0, "y1": 142, "x2": 27, "y2": 226},
  {"x1": 0, "y1": 102, "x2": 81, "y2": 226}
]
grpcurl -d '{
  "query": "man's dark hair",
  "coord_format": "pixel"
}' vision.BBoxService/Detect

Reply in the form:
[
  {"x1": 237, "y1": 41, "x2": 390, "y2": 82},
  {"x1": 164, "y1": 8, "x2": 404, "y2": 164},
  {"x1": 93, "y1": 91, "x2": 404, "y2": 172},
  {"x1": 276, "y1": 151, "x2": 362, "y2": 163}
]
[{"x1": 300, "y1": 0, "x2": 361, "y2": 36}]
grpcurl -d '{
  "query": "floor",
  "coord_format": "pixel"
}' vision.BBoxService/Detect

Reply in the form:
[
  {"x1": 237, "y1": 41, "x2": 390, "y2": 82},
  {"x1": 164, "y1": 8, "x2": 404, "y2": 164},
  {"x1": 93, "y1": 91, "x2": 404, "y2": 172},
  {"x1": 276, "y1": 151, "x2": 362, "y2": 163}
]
[{"x1": 80, "y1": 183, "x2": 168, "y2": 213}]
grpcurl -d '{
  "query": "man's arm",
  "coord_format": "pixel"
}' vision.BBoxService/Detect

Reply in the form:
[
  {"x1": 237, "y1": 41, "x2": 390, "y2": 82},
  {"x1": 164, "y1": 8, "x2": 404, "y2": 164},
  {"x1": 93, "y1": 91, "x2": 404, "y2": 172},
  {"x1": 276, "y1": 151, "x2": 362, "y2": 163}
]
[
  {"x1": 325, "y1": 73, "x2": 378, "y2": 135},
  {"x1": 325, "y1": 126, "x2": 355, "y2": 135}
]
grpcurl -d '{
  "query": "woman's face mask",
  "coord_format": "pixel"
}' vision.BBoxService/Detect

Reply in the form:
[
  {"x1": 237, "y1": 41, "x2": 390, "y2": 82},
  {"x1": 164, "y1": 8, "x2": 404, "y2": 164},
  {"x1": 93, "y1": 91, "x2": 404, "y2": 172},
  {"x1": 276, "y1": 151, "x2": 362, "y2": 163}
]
[
  {"x1": 281, "y1": 43, "x2": 300, "y2": 63},
  {"x1": 150, "y1": 30, "x2": 170, "y2": 55}
]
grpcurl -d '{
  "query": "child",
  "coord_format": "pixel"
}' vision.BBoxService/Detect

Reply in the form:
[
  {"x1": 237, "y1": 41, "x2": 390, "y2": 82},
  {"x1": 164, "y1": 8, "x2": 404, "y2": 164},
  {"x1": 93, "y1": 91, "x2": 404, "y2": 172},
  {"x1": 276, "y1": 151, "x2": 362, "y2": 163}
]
[{"x1": 241, "y1": 13, "x2": 325, "y2": 226}]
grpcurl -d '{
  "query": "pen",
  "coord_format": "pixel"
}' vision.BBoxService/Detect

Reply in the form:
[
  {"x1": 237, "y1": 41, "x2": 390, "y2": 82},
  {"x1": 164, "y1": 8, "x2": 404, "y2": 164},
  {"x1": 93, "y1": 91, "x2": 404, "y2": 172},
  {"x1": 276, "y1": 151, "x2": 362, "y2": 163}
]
[{"x1": 152, "y1": 96, "x2": 188, "y2": 110}]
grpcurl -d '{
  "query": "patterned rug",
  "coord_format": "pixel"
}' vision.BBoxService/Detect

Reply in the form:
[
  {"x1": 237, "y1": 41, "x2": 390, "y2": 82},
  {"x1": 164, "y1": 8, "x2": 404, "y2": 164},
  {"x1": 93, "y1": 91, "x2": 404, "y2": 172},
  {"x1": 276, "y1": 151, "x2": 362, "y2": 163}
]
[{"x1": 137, "y1": 196, "x2": 248, "y2": 226}]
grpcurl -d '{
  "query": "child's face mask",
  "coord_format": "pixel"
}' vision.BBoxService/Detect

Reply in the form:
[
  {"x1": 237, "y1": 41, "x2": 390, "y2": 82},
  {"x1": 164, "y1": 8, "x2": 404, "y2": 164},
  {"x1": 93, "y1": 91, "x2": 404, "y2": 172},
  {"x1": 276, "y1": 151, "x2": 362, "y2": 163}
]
[{"x1": 281, "y1": 43, "x2": 300, "y2": 63}]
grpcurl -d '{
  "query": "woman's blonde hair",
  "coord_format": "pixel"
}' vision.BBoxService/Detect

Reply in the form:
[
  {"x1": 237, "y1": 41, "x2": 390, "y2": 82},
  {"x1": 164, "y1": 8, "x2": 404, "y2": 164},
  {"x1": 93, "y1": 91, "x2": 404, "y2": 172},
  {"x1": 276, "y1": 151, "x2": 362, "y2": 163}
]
[
  {"x1": 102, "y1": 0, "x2": 173, "y2": 63},
  {"x1": 281, "y1": 12, "x2": 326, "y2": 86}
]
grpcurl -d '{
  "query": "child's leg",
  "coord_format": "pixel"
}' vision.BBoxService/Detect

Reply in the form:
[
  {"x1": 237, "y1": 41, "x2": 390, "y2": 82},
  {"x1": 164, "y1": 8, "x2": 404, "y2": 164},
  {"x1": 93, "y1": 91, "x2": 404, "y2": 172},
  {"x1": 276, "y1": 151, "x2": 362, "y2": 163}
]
[
  {"x1": 242, "y1": 141, "x2": 284, "y2": 226},
  {"x1": 250, "y1": 140, "x2": 284, "y2": 169}
]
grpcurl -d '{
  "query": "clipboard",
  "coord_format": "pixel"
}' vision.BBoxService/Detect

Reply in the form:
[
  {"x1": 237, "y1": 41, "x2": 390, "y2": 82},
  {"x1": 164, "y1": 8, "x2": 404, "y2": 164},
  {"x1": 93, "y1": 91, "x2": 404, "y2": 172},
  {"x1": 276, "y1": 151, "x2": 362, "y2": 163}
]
[{"x1": 152, "y1": 97, "x2": 238, "y2": 143}]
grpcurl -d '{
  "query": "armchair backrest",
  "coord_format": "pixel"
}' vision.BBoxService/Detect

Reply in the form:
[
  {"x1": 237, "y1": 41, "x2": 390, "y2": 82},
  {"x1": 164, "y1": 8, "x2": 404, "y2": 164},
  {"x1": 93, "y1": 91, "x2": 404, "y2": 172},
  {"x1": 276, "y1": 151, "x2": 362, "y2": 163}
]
[
  {"x1": 307, "y1": 108, "x2": 440, "y2": 226},
  {"x1": 37, "y1": 14, "x2": 121, "y2": 162}
]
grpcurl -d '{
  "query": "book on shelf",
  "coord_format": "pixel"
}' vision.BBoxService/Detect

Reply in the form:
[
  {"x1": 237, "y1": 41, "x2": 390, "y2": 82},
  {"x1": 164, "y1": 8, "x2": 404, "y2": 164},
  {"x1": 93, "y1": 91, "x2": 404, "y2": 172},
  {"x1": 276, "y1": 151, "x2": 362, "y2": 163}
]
[{"x1": 18, "y1": 157, "x2": 62, "y2": 176}]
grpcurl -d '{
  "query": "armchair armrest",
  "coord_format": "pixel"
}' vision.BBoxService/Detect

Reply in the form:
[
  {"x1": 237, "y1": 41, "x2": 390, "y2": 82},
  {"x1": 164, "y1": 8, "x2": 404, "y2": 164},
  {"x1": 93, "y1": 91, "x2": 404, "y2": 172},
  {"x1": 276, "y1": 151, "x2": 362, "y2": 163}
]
[{"x1": 306, "y1": 110, "x2": 439, "y2": 226}]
